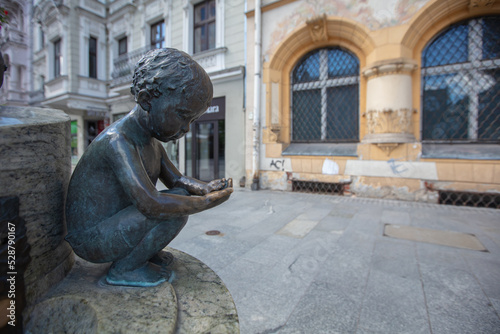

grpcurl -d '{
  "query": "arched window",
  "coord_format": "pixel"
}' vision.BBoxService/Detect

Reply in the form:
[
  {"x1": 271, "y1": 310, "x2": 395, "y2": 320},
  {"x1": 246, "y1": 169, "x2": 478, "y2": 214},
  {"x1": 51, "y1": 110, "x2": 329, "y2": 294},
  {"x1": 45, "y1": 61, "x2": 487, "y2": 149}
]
[
  {"x1": 291, "y1": 47, "x2": 359, "y2": 143},
  {"x1": 421, "y1": 16, "x2": 500, "y2": 142}
]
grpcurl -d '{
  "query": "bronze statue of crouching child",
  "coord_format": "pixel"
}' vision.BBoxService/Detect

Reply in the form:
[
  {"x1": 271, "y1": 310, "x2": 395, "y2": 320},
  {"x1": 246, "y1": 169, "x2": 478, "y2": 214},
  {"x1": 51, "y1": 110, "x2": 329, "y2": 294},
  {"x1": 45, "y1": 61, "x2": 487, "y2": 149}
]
[{"x1": 65, "y1": 48, "x2": 233, "y2": 287}]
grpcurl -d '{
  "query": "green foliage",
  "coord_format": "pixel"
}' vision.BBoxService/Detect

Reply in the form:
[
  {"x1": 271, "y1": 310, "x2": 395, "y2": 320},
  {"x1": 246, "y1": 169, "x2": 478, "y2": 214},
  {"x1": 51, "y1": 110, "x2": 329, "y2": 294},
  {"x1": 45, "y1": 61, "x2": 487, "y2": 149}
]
[{"x1": 0, "y1": 7, "x2": 8, "y2": 29}]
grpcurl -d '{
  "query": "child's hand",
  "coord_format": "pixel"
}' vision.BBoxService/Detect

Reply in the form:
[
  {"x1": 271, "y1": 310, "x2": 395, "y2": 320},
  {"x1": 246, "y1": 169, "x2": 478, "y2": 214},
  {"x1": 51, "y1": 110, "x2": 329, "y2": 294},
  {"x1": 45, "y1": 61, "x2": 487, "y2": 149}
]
[
  {"x1": 205, "y1": 178, "x2": 233, "y2": 194},
  {"x1": 203, "y1": 187, "x2": 233, "y2": 209}
]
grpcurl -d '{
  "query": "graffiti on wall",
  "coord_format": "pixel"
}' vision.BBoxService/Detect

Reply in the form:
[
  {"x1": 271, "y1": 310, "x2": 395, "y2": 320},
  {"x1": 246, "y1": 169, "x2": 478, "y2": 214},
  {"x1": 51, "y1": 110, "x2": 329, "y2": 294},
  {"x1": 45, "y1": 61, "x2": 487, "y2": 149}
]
[{"x1": 270, "y1": 159, "x2": 286, "y2": 171}]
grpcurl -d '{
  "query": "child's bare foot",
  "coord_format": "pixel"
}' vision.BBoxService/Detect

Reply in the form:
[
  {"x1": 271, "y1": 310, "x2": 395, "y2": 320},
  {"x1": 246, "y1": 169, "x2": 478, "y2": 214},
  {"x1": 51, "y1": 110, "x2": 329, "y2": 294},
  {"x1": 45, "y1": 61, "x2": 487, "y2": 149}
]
[
  {"x1": 150, "y1": 251, "x2": 174, "y2": 267},
  {"x1": 106, "y1": 262, "x2": 166, "y2": 287}
]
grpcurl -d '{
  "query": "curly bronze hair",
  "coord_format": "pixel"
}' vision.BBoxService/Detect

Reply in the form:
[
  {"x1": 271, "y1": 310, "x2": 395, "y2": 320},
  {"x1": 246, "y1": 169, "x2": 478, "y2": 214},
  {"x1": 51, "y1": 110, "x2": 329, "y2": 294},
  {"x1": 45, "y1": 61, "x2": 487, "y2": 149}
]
[{"x1": 130, "y1": 48, "x2": 213, "y2": 111}]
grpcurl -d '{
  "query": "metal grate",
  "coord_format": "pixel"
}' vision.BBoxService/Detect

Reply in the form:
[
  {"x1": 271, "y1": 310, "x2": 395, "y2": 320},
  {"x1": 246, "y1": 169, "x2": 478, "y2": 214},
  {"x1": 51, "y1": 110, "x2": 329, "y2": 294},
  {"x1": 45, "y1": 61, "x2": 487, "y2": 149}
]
[
  {"x1": 292, "y1": 180, "x2": 345, "y2": 195},
  {"x1": 291, "y1": 47, "x2": 359, "y2": 143},
  {"x1": 422, "y1": 16, "x2": 500, "y2": 143},
  {"x1": 439, "y1": 190, "x2": 500, "y2": 209}
]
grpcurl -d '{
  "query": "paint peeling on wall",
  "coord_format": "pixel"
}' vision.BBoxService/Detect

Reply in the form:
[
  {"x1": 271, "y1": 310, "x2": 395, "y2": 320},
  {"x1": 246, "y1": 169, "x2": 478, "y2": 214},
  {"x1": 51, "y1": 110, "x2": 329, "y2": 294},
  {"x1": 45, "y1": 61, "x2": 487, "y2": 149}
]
[{"x1": 265, "y1": 0, "x2": 429, "y2": 56}]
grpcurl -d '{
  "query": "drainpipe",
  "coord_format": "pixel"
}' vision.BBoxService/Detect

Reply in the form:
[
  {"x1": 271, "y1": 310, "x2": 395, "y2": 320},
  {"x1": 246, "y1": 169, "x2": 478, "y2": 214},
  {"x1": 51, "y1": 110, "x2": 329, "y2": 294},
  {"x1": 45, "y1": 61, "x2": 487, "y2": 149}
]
[{"x1": 251, "y1": 0, "x2": 261, "y2": 191}]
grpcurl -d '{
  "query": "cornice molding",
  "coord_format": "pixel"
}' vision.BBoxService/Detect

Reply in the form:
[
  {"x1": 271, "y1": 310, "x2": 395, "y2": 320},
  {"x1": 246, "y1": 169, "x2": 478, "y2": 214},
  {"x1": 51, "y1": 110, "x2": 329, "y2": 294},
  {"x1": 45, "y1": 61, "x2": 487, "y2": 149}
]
[{"x1": 362, "y1": 58, "x2": 418, "y2": 79}]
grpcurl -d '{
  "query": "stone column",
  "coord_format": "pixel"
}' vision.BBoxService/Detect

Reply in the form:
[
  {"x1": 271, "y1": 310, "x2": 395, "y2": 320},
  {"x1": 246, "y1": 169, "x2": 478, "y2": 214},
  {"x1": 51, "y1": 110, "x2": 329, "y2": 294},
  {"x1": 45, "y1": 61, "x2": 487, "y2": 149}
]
[
  {"x1": 362, "y1": 59, "x2": 418, "y2": 156},
  {"x1": 0, "y1": 106, "x2": 74, "y2": 308}
]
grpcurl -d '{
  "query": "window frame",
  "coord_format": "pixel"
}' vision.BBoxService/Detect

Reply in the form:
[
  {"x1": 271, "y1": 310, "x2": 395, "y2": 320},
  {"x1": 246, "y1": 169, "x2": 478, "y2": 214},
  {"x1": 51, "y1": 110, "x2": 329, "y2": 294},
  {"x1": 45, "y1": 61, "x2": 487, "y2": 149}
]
[
  {"x1": 290, "y1": 47, "x2": 360, "y2": 143},
  {"x1": 421, "y1": 16, "x2": 500, "y2": 144},
  {"x1": 151, "y1": 20, "x2": 166, "y2": 49},
  {"x1": 193, "y1": 0, "x2": 216, "y2": 54},
  {"x1": 89, "y1": 36, "x2": 97, "y2": 79},
  {"x1": 53, "y1": 38, "x2": 62, "y2": 78},
  {"x1": 118, "y1": 36, "x2": 127, "y2": 56}
]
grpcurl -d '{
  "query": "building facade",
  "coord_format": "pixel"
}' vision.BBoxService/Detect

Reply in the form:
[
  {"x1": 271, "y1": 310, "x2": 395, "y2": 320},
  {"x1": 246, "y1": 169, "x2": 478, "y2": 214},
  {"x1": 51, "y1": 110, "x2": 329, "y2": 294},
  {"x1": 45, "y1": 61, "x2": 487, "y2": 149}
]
[
  {"x1": 0, "y1": 0, "x2": 31, "y2": 106},
  {"x1": 245, "y1": 0, "x2": 500, "y2": 204},
  {"x1": 3, "y1": 0, "x2": 498, "y2": 204},
  {"x1": 30, "y1": 0, "x2": 247, "y2": 182},
  {"x1": 32, "y1": 0, "x2": 109, "y2": 164},
  {"x1": 107, "y1": 0, "x2": 246, "y2": 182}
]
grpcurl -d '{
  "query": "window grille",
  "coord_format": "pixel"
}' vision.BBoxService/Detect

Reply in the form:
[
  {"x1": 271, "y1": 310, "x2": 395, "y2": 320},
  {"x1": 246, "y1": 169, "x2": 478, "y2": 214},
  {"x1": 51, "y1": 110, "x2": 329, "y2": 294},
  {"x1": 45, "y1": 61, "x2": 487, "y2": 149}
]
[
  {"x1": 291, "y1": 47, "x2": 359, "y2": 143},
  {"x1": 439, "y1": 190, "x2": 500, "y2": 209},
  {"x1": 292, "y1": 180, "x2": 345, "y2": 195},
  {"x1": 422, "y1": 16, "x2": 500, "y2": 143}
]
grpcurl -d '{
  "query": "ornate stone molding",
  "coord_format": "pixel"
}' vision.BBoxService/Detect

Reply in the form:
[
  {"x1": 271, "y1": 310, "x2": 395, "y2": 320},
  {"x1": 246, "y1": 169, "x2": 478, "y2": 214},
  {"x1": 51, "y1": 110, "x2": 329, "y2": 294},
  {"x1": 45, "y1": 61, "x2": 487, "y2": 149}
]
[
  {"x1": 469, "y1": 0, "x2": 496, "y2": 9},
  {"x1": 192, "y1": 47, "x2": 227, "y2": 72},
  {"x1": 262, "y1": 126, "x2": 281, "y2": 144},
  {"x1": 364, "y1": 108, "x2": 415, "y2": 135},
  {"x1": 362, "y1": 108, "x2": 417, "y2": 156},
  {"x1": 362, "y1": 58, "x2": 418, "y2": 79},
  {"x1": 306, "y1": 14, "x2": 328, "y2": 42}
]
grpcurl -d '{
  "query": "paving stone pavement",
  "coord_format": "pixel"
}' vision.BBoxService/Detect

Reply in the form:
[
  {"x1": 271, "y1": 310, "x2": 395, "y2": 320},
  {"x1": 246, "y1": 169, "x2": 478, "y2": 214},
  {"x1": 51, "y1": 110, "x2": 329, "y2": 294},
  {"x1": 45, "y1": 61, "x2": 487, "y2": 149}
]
[{"x1": 168, "y1": 189, "x2": 500, "y2": 334}]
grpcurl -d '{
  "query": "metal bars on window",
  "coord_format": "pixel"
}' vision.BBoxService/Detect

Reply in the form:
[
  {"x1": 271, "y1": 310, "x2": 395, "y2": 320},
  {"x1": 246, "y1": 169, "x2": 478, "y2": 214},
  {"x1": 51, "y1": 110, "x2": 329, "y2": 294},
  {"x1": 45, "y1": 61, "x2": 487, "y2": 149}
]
[
  {"x1": 292, "y1": 180, "x2": 345, "y2": 195},
  {"x1": 422, "y1": 16, "x2": 500, "y2": 143},
  {"x1": 291, "y1": 47, "x2": 359, "y2": 143},
  {"x1": 439, "y1": 190, "x2": 500, "y2": 209}
]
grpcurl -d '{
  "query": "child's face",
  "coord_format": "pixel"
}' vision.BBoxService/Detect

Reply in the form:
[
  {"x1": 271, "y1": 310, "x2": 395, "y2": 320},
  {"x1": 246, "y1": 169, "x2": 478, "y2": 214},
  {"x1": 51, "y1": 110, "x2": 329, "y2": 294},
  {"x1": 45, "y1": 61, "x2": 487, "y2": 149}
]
[{"x1": 148, "y1": 94, "x2": 207, "y2": 142}]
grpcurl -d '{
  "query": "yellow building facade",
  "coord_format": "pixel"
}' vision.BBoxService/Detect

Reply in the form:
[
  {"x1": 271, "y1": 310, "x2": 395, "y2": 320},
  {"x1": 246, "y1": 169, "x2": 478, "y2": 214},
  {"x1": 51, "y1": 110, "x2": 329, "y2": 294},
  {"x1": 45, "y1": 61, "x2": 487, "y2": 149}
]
[{"x1": 245, "y1": 0, "x2": 500, "y2": 205}]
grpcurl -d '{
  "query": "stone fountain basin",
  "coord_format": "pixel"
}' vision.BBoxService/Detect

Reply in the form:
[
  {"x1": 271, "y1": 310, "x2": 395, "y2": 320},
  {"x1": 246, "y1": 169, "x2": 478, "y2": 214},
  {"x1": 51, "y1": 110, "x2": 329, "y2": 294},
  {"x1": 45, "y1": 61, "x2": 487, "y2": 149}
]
[{"x1": 25, "y1": 248, "x2": 238, "y2": 334}]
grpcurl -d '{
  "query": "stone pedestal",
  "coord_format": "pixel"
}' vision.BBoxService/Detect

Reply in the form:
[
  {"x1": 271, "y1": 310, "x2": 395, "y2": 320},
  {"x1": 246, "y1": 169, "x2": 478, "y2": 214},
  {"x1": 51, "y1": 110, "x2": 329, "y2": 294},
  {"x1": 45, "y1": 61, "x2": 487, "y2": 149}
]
[
  {"x1": 1, "y1": 107, "x2": 238, "y2": 333},
  {"x1": 24, "y1": 247, "x2": 239, "y2": 333},
  {"x1": 0, "y1": 106, "x2": 74, "y2": 307}
]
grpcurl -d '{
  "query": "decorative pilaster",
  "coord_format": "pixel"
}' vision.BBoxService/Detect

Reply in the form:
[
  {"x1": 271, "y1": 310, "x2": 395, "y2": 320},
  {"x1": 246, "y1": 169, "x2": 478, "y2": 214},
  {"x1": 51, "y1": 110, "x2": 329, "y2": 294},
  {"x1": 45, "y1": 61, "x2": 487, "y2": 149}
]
[
  {"x1": 362, "y1": 58, "x2": 418, "y2": 156},
  {"x1": 469, "y1": 0, "x2": 495, "y2": 9},
  {"x1": 262, "y1": 126, "x2": 281, "y2": 143}
]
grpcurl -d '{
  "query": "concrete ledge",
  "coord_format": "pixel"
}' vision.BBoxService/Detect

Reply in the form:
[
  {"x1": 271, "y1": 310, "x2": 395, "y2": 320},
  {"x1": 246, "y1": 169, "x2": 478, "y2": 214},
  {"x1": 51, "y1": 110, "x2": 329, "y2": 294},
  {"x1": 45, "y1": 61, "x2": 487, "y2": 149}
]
[
  {"x1": 422, "y1": 143, "x2": 500, "y2": 160},
  {"x1": 283, "y1": 143, "x2": 358, "y2": 157}
]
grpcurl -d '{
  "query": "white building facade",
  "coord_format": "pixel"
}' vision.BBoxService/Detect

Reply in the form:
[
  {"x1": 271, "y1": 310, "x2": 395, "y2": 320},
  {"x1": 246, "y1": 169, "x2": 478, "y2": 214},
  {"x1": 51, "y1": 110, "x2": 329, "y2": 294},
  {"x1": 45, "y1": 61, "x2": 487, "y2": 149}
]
[
  {"x1": 0, "y1": 0, "x2": 31, "y2": 106},
  {"x1": 32, "y1": 0, "x2": 108, "y2": 164},
  {"x1": 30, "y1": 0, "x2": 247, "y2": 183}
]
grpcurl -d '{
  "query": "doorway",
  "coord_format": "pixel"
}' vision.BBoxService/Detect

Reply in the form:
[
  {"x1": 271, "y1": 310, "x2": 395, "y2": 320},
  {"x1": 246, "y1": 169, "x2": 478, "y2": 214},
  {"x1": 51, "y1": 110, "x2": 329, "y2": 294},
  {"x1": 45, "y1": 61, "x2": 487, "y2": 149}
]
[{"x1": 185, "y1": 97, "x2": 225, "y2": 181}]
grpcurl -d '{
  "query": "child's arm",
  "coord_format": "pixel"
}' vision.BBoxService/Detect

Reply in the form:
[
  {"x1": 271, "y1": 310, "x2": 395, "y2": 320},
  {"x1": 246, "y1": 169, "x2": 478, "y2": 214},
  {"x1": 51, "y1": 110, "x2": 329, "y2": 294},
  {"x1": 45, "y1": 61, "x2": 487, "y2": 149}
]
[
  {"x1": 158, "y1": 142, "x2": 230, "y2": 196},
  {"x1": 108, "y1": 138, "x2": 232, "y2": 220}
]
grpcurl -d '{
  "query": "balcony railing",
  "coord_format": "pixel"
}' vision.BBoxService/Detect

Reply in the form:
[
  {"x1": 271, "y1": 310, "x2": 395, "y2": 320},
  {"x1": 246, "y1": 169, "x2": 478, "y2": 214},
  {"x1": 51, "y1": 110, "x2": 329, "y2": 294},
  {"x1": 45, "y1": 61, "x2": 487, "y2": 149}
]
[{"x1": 111, "y1": 46, "x2": 153, "y2": 87}]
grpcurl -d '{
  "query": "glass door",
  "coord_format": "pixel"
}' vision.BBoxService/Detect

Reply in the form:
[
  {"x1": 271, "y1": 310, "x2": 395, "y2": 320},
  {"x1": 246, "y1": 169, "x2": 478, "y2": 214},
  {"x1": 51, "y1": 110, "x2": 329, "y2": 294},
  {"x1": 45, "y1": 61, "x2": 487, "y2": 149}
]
[
  {"x1": 196, "y1": 121, "x2": 215, "y2": 181},
  {"x1": 186, "y1": 120, "x2": 225, "y2": 181},
  {"x1": 185, "y1": 96, "x2": 226, "y2": 181}
]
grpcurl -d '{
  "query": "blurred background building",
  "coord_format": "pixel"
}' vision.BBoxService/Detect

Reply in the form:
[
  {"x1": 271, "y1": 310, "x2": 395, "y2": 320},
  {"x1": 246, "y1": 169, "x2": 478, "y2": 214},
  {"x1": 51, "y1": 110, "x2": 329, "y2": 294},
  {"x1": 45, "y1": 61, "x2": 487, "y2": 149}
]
[
  {"x1": 1, "y1": 0, "x2": 499, "y2": 206},
  {"x1": 0, "y1": 0, "x2": 31, "y2": 106},
  {"x1": 245, "y1": 0, "x2": 500, "y2": 207},
  {"x1": 26, "y1": 0, "x2": 246, "y2": 178}
]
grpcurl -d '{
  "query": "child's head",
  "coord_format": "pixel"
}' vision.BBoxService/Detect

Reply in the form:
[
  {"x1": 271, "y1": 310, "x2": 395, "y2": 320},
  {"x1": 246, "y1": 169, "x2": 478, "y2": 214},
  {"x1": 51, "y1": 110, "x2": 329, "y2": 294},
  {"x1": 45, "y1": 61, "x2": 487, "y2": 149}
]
[{"x1": 131, "y1": 48, "x2": 213, "y2": 115}]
